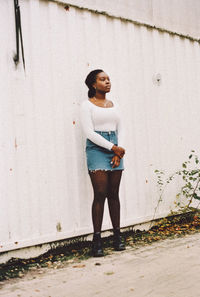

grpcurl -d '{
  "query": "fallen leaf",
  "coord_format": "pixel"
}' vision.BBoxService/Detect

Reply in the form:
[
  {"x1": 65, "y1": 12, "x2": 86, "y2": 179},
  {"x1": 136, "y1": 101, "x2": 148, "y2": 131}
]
[
  {"x1": 73, "y1": 264, "x2": 85, "y2": 268},
  {"x1": 105, "y1": 271, "x2": 114, "y2": 275}
]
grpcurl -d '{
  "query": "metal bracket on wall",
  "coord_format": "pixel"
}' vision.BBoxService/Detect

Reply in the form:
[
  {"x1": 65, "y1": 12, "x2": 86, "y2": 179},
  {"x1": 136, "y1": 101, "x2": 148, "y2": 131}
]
[{"x1": 13, "y1": 0, "x2": 25, "y2": 70}]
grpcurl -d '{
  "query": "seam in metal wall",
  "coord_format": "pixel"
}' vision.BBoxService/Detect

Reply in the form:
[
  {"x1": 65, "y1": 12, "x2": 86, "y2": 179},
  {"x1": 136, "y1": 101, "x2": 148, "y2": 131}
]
[{"x1": 48, "y1": 0, "x2": 200, "y2": 40}]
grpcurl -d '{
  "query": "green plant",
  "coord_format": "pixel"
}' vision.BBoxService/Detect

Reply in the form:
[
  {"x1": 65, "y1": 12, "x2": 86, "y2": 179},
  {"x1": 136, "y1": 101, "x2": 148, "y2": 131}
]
[{"x1": 154, "y1": 151, "x2": 200, "y2": 216}]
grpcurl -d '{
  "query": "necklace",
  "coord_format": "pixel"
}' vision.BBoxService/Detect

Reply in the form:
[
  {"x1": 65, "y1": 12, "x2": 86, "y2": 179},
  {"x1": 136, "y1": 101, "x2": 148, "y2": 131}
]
[{"x1": 93, "y1": 97, "x2": 108, "y2": 107}]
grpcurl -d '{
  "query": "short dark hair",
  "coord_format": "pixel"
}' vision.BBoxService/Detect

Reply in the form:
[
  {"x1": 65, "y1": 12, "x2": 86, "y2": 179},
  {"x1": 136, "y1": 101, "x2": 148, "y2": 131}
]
[{"x1": 85, "y1": 69, "x2": 103, "y2": 98}]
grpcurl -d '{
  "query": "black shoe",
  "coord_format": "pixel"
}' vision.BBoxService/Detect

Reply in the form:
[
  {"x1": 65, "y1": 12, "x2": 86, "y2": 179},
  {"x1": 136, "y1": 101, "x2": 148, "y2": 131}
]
[
  {"x1": 113, "y1": 229, "x2": 126, "y2": 251},
  {"x1": 92, "y1": 233, "x2": 104, "y2": 257}
]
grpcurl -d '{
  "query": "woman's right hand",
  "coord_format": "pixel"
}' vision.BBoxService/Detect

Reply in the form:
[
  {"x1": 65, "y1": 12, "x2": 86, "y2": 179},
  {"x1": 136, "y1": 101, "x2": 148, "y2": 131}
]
[{"x1": 111, "y1": 145, "x2": 125, "y2": 159}]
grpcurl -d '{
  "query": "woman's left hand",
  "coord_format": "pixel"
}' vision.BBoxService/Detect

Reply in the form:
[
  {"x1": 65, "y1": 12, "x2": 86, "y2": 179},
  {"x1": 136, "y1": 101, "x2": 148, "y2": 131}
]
[{"x1": 111, "y1": 155, "x2": 121, "y2": 168}]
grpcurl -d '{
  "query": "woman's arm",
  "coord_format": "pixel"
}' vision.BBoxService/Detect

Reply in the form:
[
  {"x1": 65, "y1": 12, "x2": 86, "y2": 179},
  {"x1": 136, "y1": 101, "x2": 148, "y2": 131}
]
[{"x1": 80, "y1": 101, "x2": 114, "y2": 150}]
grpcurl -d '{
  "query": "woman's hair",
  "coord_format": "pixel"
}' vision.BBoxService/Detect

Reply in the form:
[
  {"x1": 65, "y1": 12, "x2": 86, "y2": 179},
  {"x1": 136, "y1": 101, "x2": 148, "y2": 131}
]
[{"x1": 85, "y1": 69, "x2": 103, "y2": 98}]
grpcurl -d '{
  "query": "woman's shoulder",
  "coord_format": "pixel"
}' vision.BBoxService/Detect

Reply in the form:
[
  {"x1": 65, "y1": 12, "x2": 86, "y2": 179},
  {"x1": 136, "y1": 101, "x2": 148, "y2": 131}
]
[
  {"x1": 106, "y1": 96, "x2": 119, "y2": 106},
  {"x1": 80, "y1": 99, "x2": 92, "y2": 112},
  {"x1": 112, "y1": 99, "x2": 120, "y2": 108},
  {"x1": 81, "y1": 99, "x2": 91, "y2": 106},
  {"x1": 81, "y1": 99, "x2": 89, "y2": 105}
]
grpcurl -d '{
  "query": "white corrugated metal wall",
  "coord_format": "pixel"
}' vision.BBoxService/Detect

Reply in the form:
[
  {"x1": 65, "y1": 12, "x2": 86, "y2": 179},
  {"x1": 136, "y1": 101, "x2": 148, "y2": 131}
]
[{"x1": 1, "y1": 0, "x2": 200, "y2": 255}]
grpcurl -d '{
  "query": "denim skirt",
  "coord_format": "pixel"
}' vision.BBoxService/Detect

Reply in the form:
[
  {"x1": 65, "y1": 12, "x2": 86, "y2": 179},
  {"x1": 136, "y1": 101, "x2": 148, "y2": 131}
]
[{"x1": 86, "y1": 131, "x2": 124, "y2": 172}]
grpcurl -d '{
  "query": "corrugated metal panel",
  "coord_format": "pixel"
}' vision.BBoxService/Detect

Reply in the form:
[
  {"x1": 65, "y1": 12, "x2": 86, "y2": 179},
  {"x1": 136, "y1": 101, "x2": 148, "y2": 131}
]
[{"x1": 1, "y1": 0, "x2": 200, "y2": 254}]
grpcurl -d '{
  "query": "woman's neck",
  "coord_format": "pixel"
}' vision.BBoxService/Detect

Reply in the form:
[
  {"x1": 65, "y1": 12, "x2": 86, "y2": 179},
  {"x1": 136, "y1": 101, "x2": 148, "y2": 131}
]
[{"x1": 94, "y1": 92, "x2": 106, "y2": 100}]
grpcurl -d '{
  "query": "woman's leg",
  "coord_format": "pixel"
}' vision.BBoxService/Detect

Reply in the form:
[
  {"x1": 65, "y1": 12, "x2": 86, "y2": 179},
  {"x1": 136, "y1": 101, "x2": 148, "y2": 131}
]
[
  {"x1": 89, "y1": 170, "x2": 109, "y2": 233},
  {"x1": 107, "y1": 170, "x2": 125, "y2": 251},
  {"x1": 89, "y1": 170, "x2": 109, "y2": 256},
  {"x1": 107, "y1": 170, "x2": 123, "y2": 229}
]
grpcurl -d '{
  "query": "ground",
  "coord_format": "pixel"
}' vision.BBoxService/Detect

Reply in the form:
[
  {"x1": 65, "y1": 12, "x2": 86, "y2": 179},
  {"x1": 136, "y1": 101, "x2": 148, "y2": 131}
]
[{"x1": 0, "y1": 231, "x2": 200, "y2": 296}]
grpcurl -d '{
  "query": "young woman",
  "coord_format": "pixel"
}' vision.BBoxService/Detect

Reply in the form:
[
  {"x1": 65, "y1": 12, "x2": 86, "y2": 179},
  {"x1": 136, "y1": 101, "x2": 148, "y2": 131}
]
[{"x1": 80, "y1": 69, "x2": 125, "y2": 257}]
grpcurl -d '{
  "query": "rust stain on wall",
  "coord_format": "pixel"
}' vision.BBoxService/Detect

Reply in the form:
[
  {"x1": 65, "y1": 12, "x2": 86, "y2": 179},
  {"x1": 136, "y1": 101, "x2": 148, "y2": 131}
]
[
  {"x1": 56, "y1": 222, "x2": 62, "y2": 232},
  {"x1": 14, "y1": 138, "x2": 17, "y2": 149}
]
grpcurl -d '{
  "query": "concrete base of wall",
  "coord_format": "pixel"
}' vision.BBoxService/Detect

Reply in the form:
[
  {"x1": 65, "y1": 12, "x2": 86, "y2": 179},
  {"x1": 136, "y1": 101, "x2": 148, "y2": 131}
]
[{"x1": 0, "y1": 211, "x2": 190, "y2": 264}]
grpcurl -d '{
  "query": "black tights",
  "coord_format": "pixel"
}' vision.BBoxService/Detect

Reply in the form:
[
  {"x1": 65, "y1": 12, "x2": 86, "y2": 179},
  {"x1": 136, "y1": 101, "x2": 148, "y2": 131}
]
[{"x1": 89, "y1": 170, "x2": 123, "y2": 233}]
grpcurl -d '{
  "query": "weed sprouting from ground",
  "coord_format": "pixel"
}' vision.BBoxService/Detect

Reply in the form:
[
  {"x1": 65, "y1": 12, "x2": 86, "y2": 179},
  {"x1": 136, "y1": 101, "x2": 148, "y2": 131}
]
[{"x1": 154, "y1": 151, "x2": 200, "y2": 218}]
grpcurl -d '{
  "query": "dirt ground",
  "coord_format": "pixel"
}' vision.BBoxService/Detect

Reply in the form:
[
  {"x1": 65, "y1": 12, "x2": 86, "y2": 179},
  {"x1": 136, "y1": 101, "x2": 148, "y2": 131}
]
[{"x1": 0, "y1": 232, "x2": 199, "y2": 297}]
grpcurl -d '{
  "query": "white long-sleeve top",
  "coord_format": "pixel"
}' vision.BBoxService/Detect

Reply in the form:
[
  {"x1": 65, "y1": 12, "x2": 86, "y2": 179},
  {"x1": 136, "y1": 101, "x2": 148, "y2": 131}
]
[{"x1": 80, "y1": 100, "x2": 124, "y2": 150}]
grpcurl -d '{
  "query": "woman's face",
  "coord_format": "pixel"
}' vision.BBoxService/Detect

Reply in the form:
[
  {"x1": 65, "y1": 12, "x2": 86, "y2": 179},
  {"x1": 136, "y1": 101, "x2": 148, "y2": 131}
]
[{"x1": 93, "y1": 72, "x2": 111, "y2": 93}]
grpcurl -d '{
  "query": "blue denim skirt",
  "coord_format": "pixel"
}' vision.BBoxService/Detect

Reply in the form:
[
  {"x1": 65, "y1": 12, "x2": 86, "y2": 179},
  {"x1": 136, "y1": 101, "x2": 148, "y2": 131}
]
[{"x1": 86, "y1": 131, "x2": 124, "y2": 172}]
